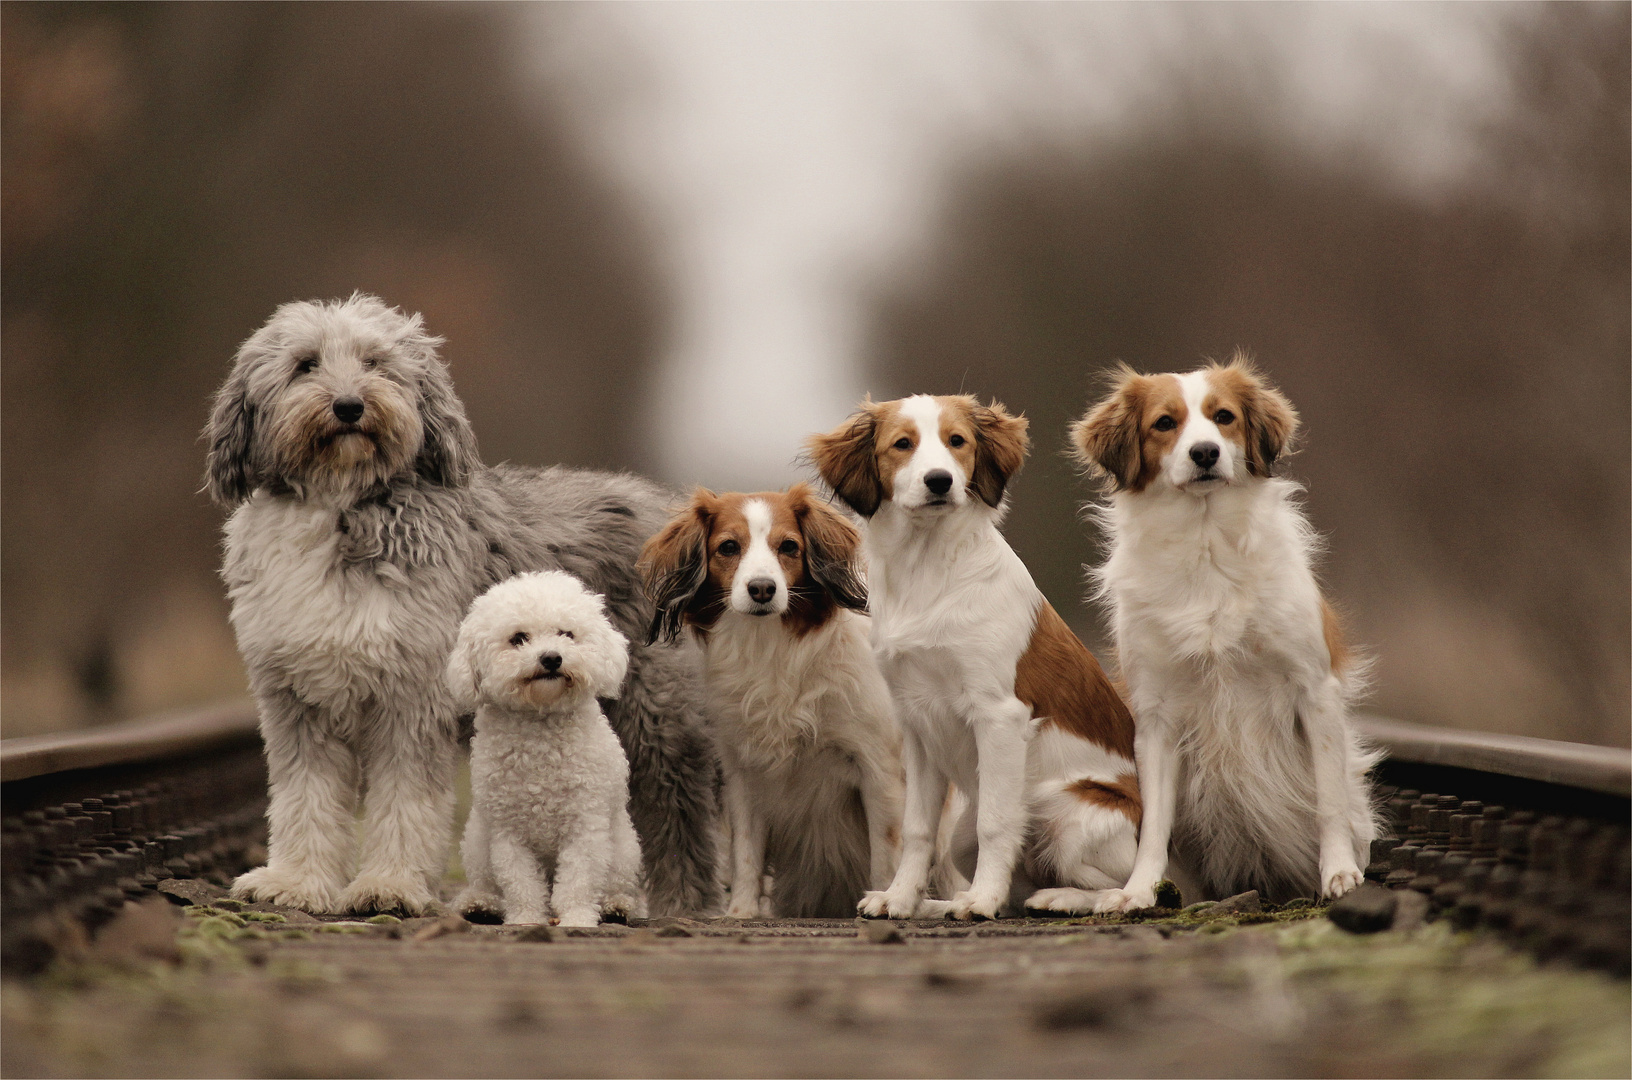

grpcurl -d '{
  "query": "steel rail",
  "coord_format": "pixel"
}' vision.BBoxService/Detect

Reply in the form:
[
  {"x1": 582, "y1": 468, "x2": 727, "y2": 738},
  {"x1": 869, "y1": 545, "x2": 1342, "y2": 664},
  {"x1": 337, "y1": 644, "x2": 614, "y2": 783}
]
[
  {"x1": 1357, "y1": 714, "x2": 1631, "y2": 798},
  {"x1": 1, "y1": 699, "x2": 259, "y2": 783}
]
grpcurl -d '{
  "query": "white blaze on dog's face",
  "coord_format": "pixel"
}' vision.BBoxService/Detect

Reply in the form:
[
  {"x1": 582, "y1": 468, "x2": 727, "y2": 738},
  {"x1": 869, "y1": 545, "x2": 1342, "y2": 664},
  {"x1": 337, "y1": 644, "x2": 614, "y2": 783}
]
[
  {"x1": 1070, "y1": 355, "x2": 1299, "y2": 497},
  {"x1": 726, "y1": 498, "x2": 797, "y2": 616},
  {"x1": 448, "y1": 571, "x2": 630, "y2": 716},
  {"x1": 806, "y1": 394, "x2": 1030, "y2": 518}
]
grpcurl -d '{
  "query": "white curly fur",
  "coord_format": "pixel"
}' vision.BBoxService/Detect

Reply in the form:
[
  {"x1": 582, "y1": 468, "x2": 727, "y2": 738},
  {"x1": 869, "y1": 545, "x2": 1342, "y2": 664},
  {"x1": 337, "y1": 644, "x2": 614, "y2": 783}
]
[{"x1": 450, "y1": 571, "x2": 646, "y2": 927}]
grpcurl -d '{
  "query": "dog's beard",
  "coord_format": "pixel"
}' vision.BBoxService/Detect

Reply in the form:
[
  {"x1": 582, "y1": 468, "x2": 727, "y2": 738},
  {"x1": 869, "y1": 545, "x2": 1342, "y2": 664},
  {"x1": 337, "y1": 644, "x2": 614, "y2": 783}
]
[
  {"x1": 516, "y1": 672, "x2": 575, "y2": 711},
  {"x1": 264, "y1": 382, "x2": 421, "y2": 498}
]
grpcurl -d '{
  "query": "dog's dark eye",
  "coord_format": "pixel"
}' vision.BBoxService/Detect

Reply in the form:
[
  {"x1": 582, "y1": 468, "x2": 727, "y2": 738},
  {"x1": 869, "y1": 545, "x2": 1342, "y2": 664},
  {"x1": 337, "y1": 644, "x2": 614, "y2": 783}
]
[
  {"x1": 295, "y1": 355, "x2": 318, "y2": 375},
  {"x1": 363, "y1": 356, "x2": 380, "y2": 369},
  {"x1": 509, "y1": 631, "x2": 530, "y2": 647},
  {"x1": 1213, "y1": 409, "x2": 1235, "y2": 425},
  {"x1": 718, "y1": 539, "x2": 740, "y2": 557},
  {"x1": 778, "y1": 539, "x2": 799, "y2": 557},
  {"x1": 947, "y1": 434, "x2": 965, "y2": 448},
  {"x1": 1153, "y1": 416, "x2": 1177, "y2": 432},
  {"x1": 893, "y1": 437, "x2": 912, "y2": 450},
  {"x1": 558, "y1": 629, "x2": 574, "y2": 641}
]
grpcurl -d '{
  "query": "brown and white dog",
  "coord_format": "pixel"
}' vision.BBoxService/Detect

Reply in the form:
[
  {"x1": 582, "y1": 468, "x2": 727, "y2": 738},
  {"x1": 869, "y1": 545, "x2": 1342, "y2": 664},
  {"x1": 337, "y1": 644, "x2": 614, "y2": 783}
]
[
  {"x1": 1068, "y1": 355, "x2": 1379, "y2": 912},
  {"x1": 809, "y1": 395, "x2": 1140, "y2": 920},
  {"x1": 640, "y1": 484, "x2": 903, "y2": 918}
]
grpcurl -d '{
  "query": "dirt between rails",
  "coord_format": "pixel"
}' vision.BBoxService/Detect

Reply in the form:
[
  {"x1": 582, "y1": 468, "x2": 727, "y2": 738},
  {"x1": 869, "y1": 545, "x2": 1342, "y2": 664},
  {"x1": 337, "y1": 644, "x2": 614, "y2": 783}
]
[{"x1": 2, "y1": 890, "x2": 1628, "y2": 1079}]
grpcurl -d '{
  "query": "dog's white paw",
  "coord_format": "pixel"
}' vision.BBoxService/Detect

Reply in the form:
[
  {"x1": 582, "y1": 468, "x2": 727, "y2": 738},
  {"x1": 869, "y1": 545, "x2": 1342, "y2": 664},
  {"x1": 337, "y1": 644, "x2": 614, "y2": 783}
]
[
  {"x1": 504, "y1": 907, "x2": 551, "y2": 926},
  {"x1": 858, "y1": 887, "x2": 919, "y2": 920},
  {"x1": 1092, "y1": 887, "x2": 1156, "y2": 914},
  {"x1": 232, "y1": 865, "x2": 340, "y2": 914},
  {"x1": 555, "y1": 907, "x2": 600, "y2": 928},
  {"x1": 1321, "y1": 864, "x2": 1364, "y2": 899},
  {"x1": 947, "y1": 890, "x2": 1002, "y2": 921},
  {"x1": 724, "y1": 895, "x2": 762, "y2": 920},
  {"x1": 339, "y1": 874, "x2": 437, "y2": 916},
  {"x1": 1024, "y1": 887, "x2": 1098, "y2": 914}
]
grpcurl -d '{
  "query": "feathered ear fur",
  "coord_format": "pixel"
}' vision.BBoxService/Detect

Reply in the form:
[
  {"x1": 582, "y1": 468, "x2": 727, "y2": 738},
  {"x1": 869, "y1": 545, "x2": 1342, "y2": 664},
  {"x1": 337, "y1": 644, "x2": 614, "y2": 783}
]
[
  {"x1": 444, "y1": 636, "x2": 482, "y2": 713},
  {"x1": 969, "y1": 400, "x2": 1030, "y2": 508},
  {"x1": 806, "y1": 400, "x2": 884, "y2": 517},
  {"x1": 1213, "y1": 352, "x2": 1299, "y2": 477},
  {"x1": 1070, "y1": 364, "x2": 1148, "y2": 492},
  {"x1": 788, "y1": 483, "x2": 868, "y2": 612},
  {"x1": 406, "y1": 321, "x2": 480, "y2": 487},
  {"x1": 638, "y1": 490, "x2": 717, "y2": 645},
  {"x1": 203, "y1": 363, "x2": 258, "y2": 506}
]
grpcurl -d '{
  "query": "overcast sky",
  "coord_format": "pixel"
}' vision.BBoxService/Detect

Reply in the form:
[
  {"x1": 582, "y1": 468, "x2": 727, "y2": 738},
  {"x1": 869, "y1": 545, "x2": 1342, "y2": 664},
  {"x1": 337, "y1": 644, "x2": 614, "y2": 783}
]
[{"x1": 532, "y1": 3, "x2": 1526, "y2": 490}]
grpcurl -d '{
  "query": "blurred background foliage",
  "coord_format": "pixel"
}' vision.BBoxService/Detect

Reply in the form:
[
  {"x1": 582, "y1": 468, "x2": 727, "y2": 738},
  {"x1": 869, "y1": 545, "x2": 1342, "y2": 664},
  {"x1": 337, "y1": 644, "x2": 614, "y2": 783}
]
[{"x1": 2, "y1": 2, "x2": 1626, "y2": 746}]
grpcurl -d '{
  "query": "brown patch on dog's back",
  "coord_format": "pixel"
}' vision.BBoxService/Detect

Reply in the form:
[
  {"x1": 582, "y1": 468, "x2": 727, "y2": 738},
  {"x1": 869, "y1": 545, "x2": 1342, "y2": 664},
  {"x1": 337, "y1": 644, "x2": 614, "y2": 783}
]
[
  {"x1": 1066, "y1": 772, "x2": 1142, "y2": 826},
  {"x1": 1014, "y1": 600, "x2": 1136, "y2": 760},
  {"x1": 1320, "y1": 595, "x2": 1351, "y2": 674}
]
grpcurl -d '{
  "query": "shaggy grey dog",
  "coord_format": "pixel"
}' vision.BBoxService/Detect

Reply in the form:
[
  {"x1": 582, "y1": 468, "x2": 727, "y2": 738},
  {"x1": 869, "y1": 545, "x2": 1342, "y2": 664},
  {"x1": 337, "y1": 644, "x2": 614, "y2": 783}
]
[{"x1": 203, "y1": 293, "x2": 719, "y2": 916}]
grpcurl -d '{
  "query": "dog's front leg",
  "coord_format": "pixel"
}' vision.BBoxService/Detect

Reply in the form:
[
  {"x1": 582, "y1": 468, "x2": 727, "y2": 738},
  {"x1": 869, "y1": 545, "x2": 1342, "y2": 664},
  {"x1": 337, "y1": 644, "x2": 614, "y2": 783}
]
[
  {"x1": 233, "y1": 693, "x2": 358, "y2": 914},
  {"x1": 721, "y1": 767, "x2": 767, "y2": 919},
  {"x1": 859, "y1": 727, "x2": 947, "y2": 919},
  {"x1": 1094, "y1": 716, "x2": 1179, "y2": 914},
  {"x1": 489, "y1": 829, "x2": 551, "y2": 925},
  {"x1": 950, "y1": 699, "x2": 1032, "y2": 920},
  {"x1": 340, "y1": 714, "x2": 456, "y2": 915},
  {"x1": 1302, "y1": 677, "x2": 1365, "y2": 898},
  {"x1": 452, "y1": 808, "x2": 503, "y2": 922},
  {"x1": 553, "y1": 815, "x2": 616, "y2": 928},
  {"x1": 858, "y1": 755, "x2": 904, "y2": 891}
]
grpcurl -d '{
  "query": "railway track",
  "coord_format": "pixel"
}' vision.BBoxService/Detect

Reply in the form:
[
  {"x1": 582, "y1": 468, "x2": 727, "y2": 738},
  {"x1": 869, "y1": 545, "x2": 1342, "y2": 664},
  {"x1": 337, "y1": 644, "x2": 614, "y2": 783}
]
[{"x1": 2, "y1": 704, "x2": 1628, "y2": 1077}]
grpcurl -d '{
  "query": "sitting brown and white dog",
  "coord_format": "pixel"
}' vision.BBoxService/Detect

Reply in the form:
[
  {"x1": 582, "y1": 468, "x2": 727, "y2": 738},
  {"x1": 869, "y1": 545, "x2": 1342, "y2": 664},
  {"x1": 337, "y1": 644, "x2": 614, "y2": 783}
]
[
  {"x1": 1069, "y1": 356, "x2": 1379, "y2": 912},
  {"x1": 640, "y1": 484, "x2": 903, "y2": 918},
  {"x1": 810, "y1": 395, "x2": 1140, "y2": 920}
]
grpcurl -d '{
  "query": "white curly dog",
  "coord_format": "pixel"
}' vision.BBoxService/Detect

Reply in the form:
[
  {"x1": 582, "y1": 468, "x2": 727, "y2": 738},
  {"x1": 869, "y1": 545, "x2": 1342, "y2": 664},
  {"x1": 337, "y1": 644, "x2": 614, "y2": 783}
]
[{"x1": 447, "y1": 571, "x2": 646, "y2": 927}]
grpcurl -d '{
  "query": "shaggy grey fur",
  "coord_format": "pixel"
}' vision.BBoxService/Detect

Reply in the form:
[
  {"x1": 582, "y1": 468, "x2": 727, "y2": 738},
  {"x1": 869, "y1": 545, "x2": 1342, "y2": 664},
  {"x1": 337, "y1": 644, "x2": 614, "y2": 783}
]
[{"x1": 204, "y1": 293, "x2": 719, "y2": 916}]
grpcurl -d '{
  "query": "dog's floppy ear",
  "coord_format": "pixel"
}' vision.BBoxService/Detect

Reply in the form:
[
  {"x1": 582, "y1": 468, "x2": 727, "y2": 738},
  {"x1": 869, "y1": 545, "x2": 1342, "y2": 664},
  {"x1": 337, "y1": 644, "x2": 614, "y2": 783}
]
[
  {"x1": 806, "y1": 400, "x2": 884, "y2": 517},
  {"x1": 1216, "y1": 352, "x2": 1299, "y2": 477},
  {"x1": 789, "y1": 483, "x2": 868, "y2": 612},
  {"x1": 404, "y1": 317, "x2": 479, "y2": 488},
  {"x1": 969, "y1": 399, "x2": 1029, "y2": 509},
  {"x1": 1070, "y1": 365, "x2": 1147, "y2": 492},
  {"x1": 583, "y1": 620, "x2": 631, "y2": 701},
  {"x1": 444, "y1": 635, "x2": 482, "y2": 714},
  {"x1": 203, "y1": 361, "x2": 259, "y2": 506},
  {"x1": 638, "y1": 490, "x2": 716, "y2": 645}
]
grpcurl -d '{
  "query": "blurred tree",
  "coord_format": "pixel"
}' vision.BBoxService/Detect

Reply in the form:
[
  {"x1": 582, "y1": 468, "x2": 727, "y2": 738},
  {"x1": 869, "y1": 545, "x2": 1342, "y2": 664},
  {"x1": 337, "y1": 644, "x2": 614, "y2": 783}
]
[
  {"x1": 867, "y1": 5, "x2": 1629, "y2": 745},
  {"x1": 2, "y1": 2, "x2": 663, "y2": 733}
]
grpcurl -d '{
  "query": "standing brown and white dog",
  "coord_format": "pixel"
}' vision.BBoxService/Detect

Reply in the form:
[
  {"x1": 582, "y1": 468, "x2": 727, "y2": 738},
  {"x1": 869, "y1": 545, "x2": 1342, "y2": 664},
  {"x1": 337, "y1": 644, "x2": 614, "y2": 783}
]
[
  {"x1": 1068, "y1": 356, "x2": 1379, "y2": 912},
  {"x1": 640, "y1": 484, "x2": 903, "y2": 918},
  {"x1": 810, "y1": 395, "x2": 1140, "y2": 920}
]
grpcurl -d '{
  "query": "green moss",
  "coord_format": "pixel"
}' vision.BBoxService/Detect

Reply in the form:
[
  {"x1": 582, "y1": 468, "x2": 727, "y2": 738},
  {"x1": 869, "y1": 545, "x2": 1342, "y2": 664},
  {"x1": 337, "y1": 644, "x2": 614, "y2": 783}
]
[
  {"x1": 365, "y1": 914, "x2": 402, "y2": 925},
  {"x1": 240, "y1": 911, "x2": 286, "y2": 924}
]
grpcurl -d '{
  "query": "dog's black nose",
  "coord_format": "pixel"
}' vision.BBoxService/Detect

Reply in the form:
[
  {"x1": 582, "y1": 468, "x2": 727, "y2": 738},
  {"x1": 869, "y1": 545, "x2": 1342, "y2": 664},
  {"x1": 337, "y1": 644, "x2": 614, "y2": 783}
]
[
  {"x1": 539, "y1": 652, "x2": 562, "y2": 672},
  {"x1": 746, "y1": 578, "x2": 777, "y2": 604},
  {"x1": 333, "y1": 397, "x2": 365, "y2": 424},
  {"x1": 1189, "y1": 442, "x2": 1220, "y2": 469},
  {"x1": 924, "y1": 470, "x2": 953, "y2": 496}
]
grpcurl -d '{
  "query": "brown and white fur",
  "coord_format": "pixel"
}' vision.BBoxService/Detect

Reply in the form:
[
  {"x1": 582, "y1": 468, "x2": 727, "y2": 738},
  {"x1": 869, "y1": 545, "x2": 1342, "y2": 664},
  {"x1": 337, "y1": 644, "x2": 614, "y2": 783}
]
[
  {"x1": 640, "y1": 484, "x2": 904, "y2": 918},
  {"x1": 1069, "y1": 355, "x2": 1379, "y2": 912},
  {"x1": 810, "y1": 395, "x2": 1140, "y2": 920}
]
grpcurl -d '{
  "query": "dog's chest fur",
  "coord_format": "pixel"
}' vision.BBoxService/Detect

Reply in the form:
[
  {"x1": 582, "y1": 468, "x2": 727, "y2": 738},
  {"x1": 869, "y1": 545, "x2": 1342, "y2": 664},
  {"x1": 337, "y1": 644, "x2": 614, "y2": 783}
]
[
  {"x1": 703, "y1": 609, "x2": 889, "y2": 771},
  {"x1": 223, "y1": 495, "x2": 467, "y2": 715},
  {"x1": 1100, "y1": 481, "x2": 1316, "y2": 665},
  {"x1": 470, "y1": 709, "x2": 628, "y2": 856}
]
